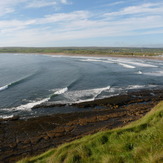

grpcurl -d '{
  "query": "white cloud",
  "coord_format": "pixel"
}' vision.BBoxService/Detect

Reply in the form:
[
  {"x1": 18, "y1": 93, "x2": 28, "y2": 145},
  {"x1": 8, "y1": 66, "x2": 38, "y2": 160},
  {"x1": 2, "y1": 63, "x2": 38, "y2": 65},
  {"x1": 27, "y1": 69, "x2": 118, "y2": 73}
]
[
  {"x1": 26, "y1": 0, "x2": 57, "y2": 8},
  {"x1": 0, "y1": 0, "x2": 70, "y2": 16},
  {"x1": 104, "y1": 2, "x2": 163, "y2": 17},
  {"x1": 0, "y1": 0, "x2": 19, "y2": 16},
  {"x1": 60, "y1": 0, "x2": 68, "y2": 4},
  {"x1": 0, "y1": 2, "x2": 163, "y2": 46}
]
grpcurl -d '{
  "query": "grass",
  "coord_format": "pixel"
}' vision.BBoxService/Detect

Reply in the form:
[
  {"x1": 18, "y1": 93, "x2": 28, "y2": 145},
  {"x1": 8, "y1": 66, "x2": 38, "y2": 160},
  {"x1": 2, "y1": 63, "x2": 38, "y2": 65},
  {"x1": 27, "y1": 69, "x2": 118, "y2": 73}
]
[
  {"x1": 1, "y1": 47, "x2": 163, "y2": 56},
  {"x1": 18, "y1": 101, "x2": 163, "y2": 163}
]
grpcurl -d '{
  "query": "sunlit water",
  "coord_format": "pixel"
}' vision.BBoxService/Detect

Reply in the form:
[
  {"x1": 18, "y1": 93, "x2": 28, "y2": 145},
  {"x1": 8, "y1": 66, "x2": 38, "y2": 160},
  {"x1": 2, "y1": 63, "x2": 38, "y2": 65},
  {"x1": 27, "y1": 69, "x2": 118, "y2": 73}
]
[{"x1": 0, "y1": 53, "x2": 163, "y2": 119}]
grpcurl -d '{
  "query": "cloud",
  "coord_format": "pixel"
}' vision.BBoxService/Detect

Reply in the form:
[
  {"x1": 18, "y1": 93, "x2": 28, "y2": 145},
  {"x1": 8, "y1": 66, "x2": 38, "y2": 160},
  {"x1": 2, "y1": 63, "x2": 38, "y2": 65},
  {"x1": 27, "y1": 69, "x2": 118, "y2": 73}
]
[
  {"x1": 26, "y1": 0, "x2": 57, "y2": 8},
  {"x1": 60, "y1": 0, "x2": 68, "y2": 4},
  {"x1": 0, "y1": 0, "x2": 23, "y2": 16},
  {"x1": 103, "y1": 1, "x2": 125, "y2": 7},
  {"x1": 104, "y1": 2, "x2": 163, "y2": 17},
  {"x1": 0, "y1": 2, "x2": 163, "y2": 46},
  {"x1": 26, "y1": 0, "x2": 70, "y2": 8},
  {"x1": 0, "y1": 0, "x2": 70, "y2": 16}
]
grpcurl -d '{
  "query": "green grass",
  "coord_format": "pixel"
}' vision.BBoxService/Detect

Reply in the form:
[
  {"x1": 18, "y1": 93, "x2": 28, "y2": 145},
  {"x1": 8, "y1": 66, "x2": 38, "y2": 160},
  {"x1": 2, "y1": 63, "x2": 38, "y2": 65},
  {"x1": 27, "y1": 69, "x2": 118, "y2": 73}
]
[
  {"x1": 1, "y1": 47, "x2": 163, "y2": 56},
  {"x1": 18, "y1": 101, "x2": 163, "y2": 163}
]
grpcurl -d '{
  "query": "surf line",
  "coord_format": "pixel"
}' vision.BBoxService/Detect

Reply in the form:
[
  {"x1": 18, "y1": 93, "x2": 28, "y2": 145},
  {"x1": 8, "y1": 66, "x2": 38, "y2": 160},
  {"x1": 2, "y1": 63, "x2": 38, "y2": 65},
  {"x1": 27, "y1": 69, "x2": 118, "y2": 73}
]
[{"x1": 1, "y1": 87, "x2": 69, "y2": 112}]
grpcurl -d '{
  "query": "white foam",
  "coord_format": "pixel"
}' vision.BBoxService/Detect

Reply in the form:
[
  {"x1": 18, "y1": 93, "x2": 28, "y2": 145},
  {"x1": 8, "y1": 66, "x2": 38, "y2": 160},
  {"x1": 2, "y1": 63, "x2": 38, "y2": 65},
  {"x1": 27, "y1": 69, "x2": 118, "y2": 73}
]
[
  {"x1": 0, "y1": 74, "x2": 35, "y2": 92},
  {"x1": 127, "y1": 85, "x2": 157, "y2": 90},
  {"x1": 144, "y1": 71, "x2": 163, "y2": 76},
  {"x1": 1, "y1": 88, "x2": 68, "y2": 112},
  {"x1": 16, "y1": 98, "x2": 50, "y2": 111},
  {"x1": 118, "y1": 63, "x2": 136, "y2": 69},
  {"x1": 81, "y1": 58, "x2": 113, "y2": 64},
  {"x1": 0, "y1": 85, "x2": 9, "y2": 92},
  {"x1": 131, "y1": 62, "x2": 158, "y2": 67},
  {"x1": 107, "y1": 58, "x2": 158, "y2": 68},
  {"x1": 136, "y1": 71, "x2": 143, "y2": 74},
  {"x1": 127, "y1": 85, "x2": 145, "y2": 89},
  {"x1": 0, "y1": 115, "x2": 14, "y2": 119},
  {"x1": 124, "y1": 61, "x2": 158, "y2": 68},
  {"x1": 54, "y1": 87, "x2": 68, "y2": 95},
  {"x1": 2, "y1": 97, "x2": 50, "y2": 112},
  {"x1": 80, "y1": 58, "x2": 158, "y2": 68},
  {"x1": 62, "y1": 86, "x2": 110, "y2": 103},
  {"x1": 75, "y1": 98, "x2": 96, "y2": 104}
]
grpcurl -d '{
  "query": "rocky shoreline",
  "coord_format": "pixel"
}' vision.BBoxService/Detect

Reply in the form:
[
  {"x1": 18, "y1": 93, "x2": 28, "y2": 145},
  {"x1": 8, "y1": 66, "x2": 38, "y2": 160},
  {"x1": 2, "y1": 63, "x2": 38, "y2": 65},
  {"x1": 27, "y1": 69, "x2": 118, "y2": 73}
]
[{"x1": 0, "y1": 89, "x2": 163, "y2": 163}]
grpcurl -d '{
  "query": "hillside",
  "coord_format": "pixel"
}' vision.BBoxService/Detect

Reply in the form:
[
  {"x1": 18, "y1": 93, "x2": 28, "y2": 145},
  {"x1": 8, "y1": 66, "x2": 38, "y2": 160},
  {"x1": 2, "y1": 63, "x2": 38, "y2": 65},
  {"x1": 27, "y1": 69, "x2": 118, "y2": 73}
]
[{"x1": 18, "y1": 101, "x2": 163, "y2": 163}]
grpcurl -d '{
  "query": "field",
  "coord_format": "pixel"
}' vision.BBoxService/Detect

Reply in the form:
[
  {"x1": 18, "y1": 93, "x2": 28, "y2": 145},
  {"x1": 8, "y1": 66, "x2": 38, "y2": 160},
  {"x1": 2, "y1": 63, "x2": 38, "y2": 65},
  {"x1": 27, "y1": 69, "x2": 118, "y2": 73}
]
[
  {"x1": 0, "y1": 47, "x2": 163, "y2": 56},
  {"x1": 18, "y1": 101, "x2": 163, "y2": 163}
]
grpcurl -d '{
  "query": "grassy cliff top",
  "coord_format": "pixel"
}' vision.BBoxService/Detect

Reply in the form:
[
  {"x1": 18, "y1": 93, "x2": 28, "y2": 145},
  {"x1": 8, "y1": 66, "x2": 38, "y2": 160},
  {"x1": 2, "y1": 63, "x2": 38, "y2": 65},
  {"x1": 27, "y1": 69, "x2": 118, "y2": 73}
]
[{"x1": 18, "y1": 101, "x2": 163, "y2": 163}]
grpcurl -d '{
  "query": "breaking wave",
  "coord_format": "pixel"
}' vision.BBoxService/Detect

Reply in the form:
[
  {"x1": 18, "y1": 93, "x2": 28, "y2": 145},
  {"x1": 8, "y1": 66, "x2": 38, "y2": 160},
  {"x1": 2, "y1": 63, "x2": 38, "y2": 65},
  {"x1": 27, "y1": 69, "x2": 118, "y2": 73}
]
[
  {"x1": 143, "y1": 71, "x2": 163, "y2": 76},
  {"x1": 1, "y1": 87, "x2": 68, "y2": 112},
  {"x1": 0, "y1": 85, "x2": 8, "y2": 92},
  {"x1": 81, "y1": 58, "x2": 158, "y2": 69},
  {"x1": 59, "y1": 86, "x2": 111, "y2": 104},
  {"x1": 0, "y1": 115, "x2": 14, "y2": 119},
  {"x1": 53, "y1": 87, "x2": 68, "y2": 95},
  {"x1": 0, "y1": 73, "x2": 37, "y2": 92},
  {"x1": 118, "y1": 63, "x2": 136, "y2": 69}
]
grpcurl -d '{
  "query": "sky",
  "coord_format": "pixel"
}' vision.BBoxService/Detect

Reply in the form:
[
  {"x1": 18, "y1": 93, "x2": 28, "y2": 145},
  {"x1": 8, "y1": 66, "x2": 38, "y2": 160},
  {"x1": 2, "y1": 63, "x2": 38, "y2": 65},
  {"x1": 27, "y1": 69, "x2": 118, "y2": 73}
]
[{"x1": 0, "y1": 0, "x2": 163, "y2": 47}]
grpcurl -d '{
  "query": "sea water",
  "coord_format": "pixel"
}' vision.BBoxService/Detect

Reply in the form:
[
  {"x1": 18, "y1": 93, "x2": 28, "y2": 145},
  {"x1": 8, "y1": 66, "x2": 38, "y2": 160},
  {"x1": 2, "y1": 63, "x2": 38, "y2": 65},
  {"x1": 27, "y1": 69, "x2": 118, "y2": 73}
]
[{"x1": 0, "y1": 53, "x2": 163, "y2": 118}]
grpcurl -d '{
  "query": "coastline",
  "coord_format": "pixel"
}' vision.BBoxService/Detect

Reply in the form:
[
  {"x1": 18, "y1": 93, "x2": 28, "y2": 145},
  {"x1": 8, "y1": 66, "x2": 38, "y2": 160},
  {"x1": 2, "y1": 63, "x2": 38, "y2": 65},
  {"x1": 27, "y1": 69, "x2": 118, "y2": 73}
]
[
  {"x1": 0, "y1": 53, "x2": 163, "y2": 162},
  {"x1": 42, "y1": 52, "x2": 163, "y2": 60},
  {"x1": 0, "y1": 88, "x2": 163, "y2": 162}
]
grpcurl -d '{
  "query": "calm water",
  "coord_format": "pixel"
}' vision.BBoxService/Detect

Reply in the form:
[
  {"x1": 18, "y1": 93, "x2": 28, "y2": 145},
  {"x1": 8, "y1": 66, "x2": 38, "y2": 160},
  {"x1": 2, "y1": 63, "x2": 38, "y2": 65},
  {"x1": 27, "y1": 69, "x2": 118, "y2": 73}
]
[{"x1": 0, "y1": 53, "x2": 163, "y2": 118}]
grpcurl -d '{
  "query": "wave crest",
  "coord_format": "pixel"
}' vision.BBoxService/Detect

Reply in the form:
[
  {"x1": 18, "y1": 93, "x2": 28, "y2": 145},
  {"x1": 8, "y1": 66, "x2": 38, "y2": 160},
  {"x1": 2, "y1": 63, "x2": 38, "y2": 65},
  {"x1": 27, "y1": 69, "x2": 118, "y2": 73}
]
[
  {"x1": 54, "y1": 87, "x2": 68, "y2": 95},
  {"x1": 0, "y1": 73, "x2": 37, "y2": 92}
]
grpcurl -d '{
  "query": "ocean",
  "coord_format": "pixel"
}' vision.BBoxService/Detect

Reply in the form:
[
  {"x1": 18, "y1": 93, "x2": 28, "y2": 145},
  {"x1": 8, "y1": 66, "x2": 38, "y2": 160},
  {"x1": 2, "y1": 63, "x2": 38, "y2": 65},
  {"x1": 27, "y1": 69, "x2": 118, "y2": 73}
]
[{"x1": 0, "y1": 53, "x2": 163, "y2": 119}]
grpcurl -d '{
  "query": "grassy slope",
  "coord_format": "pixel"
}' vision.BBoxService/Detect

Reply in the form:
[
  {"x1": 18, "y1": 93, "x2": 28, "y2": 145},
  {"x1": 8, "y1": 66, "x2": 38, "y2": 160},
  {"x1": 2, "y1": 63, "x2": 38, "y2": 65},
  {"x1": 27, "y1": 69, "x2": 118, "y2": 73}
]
[{"x1": 18, "y1": 101, "x2": 163, "y2": 163}]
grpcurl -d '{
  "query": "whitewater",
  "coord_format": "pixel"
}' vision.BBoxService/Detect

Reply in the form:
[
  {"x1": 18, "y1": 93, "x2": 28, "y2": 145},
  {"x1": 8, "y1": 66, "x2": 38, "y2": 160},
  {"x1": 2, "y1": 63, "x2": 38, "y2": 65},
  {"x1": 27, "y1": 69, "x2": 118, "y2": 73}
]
[{"x1": 0, "y1": 53, "x2": 163, "y2": 119}]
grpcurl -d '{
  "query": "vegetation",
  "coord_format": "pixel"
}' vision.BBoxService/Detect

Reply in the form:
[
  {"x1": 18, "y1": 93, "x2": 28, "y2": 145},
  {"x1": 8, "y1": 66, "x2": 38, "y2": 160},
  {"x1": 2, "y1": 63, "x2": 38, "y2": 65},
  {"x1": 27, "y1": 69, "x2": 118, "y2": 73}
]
[
  {"x1": 18, "y1": 101, "x2": 163, "y2": 163},
  {"x1": 0, "y1": 47, "x2": 163, "y2": 56}
]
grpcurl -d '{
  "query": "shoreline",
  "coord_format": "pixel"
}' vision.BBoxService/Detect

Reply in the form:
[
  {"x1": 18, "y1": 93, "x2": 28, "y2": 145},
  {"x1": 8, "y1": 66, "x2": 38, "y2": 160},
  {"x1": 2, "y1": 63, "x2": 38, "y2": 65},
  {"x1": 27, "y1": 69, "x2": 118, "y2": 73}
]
[
  {"x1": 0, "y1": 89, "x2": 163, "y2": 162},
  {"x1": 0, "y1": 54, "x2": 163, "y2": 162},
  {"x1": 1, "y1": 52, "x2": 163, "y2": 60},
  {"x1": 42, "y1": 52, "x2": 163, "y2": 60}
]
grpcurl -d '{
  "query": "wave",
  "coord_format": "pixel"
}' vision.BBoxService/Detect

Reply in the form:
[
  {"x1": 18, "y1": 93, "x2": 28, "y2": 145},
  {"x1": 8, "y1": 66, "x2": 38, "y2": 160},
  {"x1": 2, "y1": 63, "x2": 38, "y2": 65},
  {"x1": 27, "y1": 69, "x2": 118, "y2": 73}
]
[
  {"x1": 127, "y1": 85, "x2": 145, "y2": 89},
  {"x1": 2, "y1": 97, "x2": 50, "y2": 112},
  {"x1": 50, "y1": 87, "x2": 68, "y2": 99},
  {"x1": 68, "y1": 78, "x2": 82, "y2": 89},
  {"x1": 80, "y1": 58, "x2": 158, "y2": 69},
  {"x1": 61, "y1": 86, "x2": 111, "y2": 104},
  {"x1": 74, "y1": 98, "x2": 96, "y2": 104},
  {"x1": 81, "y1": 58, "x2": 136, "y2": 69},
  {"x1": 143, "y1": 71, "x2": 163, "y2": 76},
  {"x1": 0, "y1": 73, "x2": 37, "y2": 92},
  {"x1": 126, "y1": 62, "x2": 158, "y2": 68},
  {"x1": 118, "y1": 63, "x2": 135, "y2": 69},
  {"x1": 16, "y1": 87, "x2": 68, "y2": 110},
  {"x1": 81, "y1": 59, "x2": 113, "y2": 64},
  {"x1": 0, "y1": 115, "x2": 14, "y2": 119},
  {"x1": 137, "y1": 71, "x2": 143, "y2": 74},
  {"x1": 2, "y1": 87, "x2": 68, "y2": 112},
  {"x1": 107, "y1": 58, "x2": 158, "y2": 68},
  {"x1": 127, "y1": 85, "x2": 157, "y2": 90},
  {"x1": 0, "y1": 85, "x2": 9, "y2": 92},
  {"x1": 54, "y1": 87, "x2": 68, "y2": 95}
]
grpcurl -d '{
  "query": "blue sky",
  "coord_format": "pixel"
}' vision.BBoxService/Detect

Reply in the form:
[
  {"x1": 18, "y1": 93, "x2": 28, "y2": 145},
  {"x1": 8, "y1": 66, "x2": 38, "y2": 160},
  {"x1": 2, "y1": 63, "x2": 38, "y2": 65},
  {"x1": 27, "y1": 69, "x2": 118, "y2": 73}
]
[{"x1": 0, "y1": 0, "x2": 163, "y2": 47}]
